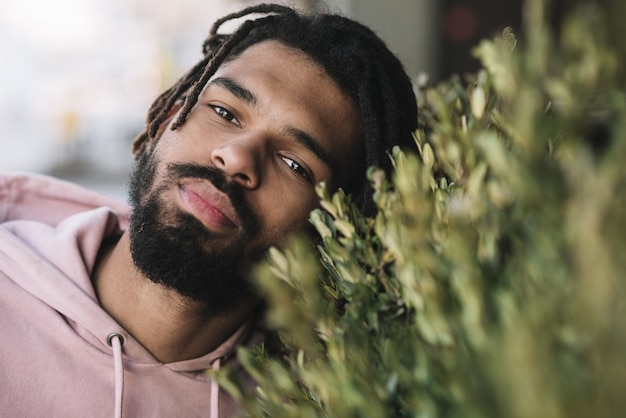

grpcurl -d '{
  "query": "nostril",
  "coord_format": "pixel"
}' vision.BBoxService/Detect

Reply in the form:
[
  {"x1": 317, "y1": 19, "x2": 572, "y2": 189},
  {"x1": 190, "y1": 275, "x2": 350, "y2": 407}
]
[
  {"x1": 213, "y1": 155, "x2": 226, "y2": 168},
  {"x1": 234, "y1": 173, "x2": 251, "y2": 185}
]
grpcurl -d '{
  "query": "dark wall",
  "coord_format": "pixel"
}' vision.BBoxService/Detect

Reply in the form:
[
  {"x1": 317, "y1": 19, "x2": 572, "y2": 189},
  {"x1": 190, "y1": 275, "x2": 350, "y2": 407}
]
[{"x1": 438, "y1": 0, "x2": 523, "y2": 81}]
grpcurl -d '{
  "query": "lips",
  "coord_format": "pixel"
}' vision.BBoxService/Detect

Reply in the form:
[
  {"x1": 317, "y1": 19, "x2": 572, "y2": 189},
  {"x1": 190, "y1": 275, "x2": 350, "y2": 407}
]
[{"x1": 177, "y1": 179, "x2": 241, "y2": 232}]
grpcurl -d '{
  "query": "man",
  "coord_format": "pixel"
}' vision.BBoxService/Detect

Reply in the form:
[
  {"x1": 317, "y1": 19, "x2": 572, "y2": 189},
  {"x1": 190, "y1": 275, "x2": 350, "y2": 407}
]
[{"x1": 0, "y1": 3, "x2": 417, "y2": 417}]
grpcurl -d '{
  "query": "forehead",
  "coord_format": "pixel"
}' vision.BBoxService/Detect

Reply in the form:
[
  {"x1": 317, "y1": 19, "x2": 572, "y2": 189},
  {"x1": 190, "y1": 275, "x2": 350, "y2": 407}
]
[
  {"x1": 214, "y1": 40, "x2": 341, "y2": 104},
  {"x1": 221, "y1": 39, "x2": 327, "y2": 83},
  {"x1": 208, "y1": 40, "x2": 363, "y2": 188}
]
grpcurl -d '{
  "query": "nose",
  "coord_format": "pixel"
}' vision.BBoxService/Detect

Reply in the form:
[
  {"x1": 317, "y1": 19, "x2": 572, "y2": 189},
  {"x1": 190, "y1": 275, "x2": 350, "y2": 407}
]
[{"x1": 210, "y1": 136, "x2": 263, "y2": 189}]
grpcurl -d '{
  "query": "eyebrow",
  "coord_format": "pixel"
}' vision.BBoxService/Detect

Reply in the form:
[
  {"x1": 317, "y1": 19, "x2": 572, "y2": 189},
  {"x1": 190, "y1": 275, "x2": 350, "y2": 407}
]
[
  {"x1": 208, "y1": 76, "x2": 336, "y2": 170},
  {"x1": 286, "y1": 127, "x2": 336, "y2": 170},
  {"x1": 209, "y1": 77, "x2": 258, "y2": 108}
]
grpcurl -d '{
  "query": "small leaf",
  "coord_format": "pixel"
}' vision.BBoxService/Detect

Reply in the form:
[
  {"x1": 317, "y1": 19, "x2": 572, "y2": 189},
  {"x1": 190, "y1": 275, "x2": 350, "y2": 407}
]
[
  {"x1": 422, "y1": 143, "x2": 435, "y2": 169},
  {"x1": 471, "y1": 86, "x2": 486, "y2": 119}
]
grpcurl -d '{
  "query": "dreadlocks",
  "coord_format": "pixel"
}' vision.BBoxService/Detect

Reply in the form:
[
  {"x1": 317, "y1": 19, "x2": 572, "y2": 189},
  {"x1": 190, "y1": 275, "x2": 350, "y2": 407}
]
[{"x1": 131, "y1": 3, "x2": 418, "y2": 216}]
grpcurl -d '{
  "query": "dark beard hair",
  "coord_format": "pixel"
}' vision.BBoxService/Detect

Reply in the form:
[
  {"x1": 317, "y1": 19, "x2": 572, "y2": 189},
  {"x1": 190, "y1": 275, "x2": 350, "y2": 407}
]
[{"x1": 127, "y1": 151, "x2": 260, "y2": 316}]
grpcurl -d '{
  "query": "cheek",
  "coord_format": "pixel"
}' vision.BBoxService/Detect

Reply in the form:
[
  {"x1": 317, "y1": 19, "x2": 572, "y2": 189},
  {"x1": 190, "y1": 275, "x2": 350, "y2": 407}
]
[
  {"x1": 154, "y1": 120, "x2": 214, "y2": 161},
  {"x1": 252, "y1": 190, "x2": 320, "y2": 242}
]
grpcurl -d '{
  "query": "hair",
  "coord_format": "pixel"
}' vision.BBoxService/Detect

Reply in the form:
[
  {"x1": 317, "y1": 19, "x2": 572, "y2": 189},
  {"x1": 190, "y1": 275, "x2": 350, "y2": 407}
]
[{"x1": 131, "y1": 3, "x2": 418, "y2": 216}]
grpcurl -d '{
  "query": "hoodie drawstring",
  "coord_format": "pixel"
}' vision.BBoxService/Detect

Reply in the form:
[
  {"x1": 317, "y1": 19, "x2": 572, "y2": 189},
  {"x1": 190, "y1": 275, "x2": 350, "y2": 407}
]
[
  {"x1": 107, "y1": 333, "x2": 125, "y2": 418},
  {"x1": 210, "y1": 357, "x2": 222, "y2": 418},
  {"x1": 106, "y1": 333, "x2": 223, "y2": 418}
]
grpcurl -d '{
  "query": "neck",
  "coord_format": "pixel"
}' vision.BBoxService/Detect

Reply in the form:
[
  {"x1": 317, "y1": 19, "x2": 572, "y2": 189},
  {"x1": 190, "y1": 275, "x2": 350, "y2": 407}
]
[{"x1": 92, "y1": 232, "x2": 260, "y2": 363}]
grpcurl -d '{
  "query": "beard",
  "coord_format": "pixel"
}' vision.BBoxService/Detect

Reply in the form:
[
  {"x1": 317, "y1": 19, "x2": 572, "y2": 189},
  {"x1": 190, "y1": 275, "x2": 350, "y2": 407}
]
[{"x1": 127, "y1": 151, "x2": 261, "y2": 316}]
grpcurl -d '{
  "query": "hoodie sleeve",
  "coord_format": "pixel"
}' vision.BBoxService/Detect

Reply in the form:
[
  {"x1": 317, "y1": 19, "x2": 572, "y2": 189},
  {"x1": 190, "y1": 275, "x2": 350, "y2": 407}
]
[{"x1": 0, "y1": 172, "x2": 130, "y2": 227}]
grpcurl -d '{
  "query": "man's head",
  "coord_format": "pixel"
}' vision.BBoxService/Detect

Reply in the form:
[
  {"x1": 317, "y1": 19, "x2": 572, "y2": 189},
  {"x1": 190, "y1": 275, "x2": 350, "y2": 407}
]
[
  {"x1": 127, "y1": 4, "x2": 418, "y2": 313},
  {"x1": 132, "y1": 3, "x2": 418, "y2": 215}
]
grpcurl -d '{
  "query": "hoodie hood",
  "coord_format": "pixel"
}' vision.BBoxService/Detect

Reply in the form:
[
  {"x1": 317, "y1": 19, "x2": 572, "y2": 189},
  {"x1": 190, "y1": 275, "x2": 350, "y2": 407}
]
[{"x1": 0, "y1": 171, "x2": 130, "y2": 228}]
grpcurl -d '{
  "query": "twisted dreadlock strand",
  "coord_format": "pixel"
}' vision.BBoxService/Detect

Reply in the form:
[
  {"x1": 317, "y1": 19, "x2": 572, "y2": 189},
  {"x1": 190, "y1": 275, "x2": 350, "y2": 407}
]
[
  {"x1": 148, "y1": 56, "x2": 211, "y2": 134},
  {"x1": 200, "y1": 4, "x2": 294, "y2": 56},
  {"x1": 171, "y1": 16, "x2": 283, "y2": 131},
  {"x1": 172, "y1": 5, "x2": 297, "y2": 130},
  {"x1": 131, "y1": 4, "x2": 296, "y2": 156},
  {"x1": 131, "y1": 3, "x2": 418, "y2": 216},
  {"x1": 132, "y1": 54, "x2": 213, "y2": 155},
  {"x1": 208, "y1": 3, "x2": 296, "y2": 43}
]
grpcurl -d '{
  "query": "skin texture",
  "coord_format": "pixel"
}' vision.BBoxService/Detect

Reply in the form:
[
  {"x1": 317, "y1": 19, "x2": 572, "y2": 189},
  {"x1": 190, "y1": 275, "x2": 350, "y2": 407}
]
[{"x1": 92, "y1": 40, "x2": 362, "y2": 363}]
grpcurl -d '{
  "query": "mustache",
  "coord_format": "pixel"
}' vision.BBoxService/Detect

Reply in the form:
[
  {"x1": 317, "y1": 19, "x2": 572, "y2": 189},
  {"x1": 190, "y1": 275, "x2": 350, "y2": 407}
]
[{"x1": 166, "y1": 162, "x2": 258, "y2": 234}]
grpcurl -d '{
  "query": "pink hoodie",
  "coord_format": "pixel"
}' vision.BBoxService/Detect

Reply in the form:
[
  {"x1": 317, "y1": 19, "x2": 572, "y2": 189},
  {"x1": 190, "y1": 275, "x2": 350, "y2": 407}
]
[{"x1": 0, "y1": 172, "x2": 260, "y2": 417}]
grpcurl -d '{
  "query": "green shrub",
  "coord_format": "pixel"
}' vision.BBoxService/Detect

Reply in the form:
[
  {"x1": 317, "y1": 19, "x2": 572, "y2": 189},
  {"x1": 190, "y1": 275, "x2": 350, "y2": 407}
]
[{"x1": 216, "y1": 0, "x2": 626, "y2": 416}]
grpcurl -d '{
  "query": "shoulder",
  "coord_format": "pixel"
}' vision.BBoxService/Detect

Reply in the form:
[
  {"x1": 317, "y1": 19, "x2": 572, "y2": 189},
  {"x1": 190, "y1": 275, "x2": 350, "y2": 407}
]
[{"x1": 0, "y1": 172, "x2": 129, "y2": 226}]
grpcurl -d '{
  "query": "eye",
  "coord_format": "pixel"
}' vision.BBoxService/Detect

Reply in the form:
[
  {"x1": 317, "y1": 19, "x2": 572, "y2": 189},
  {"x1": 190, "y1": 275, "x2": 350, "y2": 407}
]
[
  {"x1": 209, "y1": 105, "x2": 239, "y2": 125},
  {"x1": 281, "y1": 156, "x2": 311, "y2": 182}
]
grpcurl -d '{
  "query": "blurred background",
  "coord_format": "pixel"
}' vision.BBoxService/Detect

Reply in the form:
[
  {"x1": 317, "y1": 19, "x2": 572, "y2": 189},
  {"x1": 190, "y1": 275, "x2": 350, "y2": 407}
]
[{"x1": 0, "y1": 0, "x2": 525, "y2": 200}]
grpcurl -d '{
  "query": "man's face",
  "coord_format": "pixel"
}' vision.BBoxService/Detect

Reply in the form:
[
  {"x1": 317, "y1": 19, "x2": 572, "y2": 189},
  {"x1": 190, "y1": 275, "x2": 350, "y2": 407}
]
[{"x1": 128, "y1": 40, "x2": 361, "y2": 312}]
